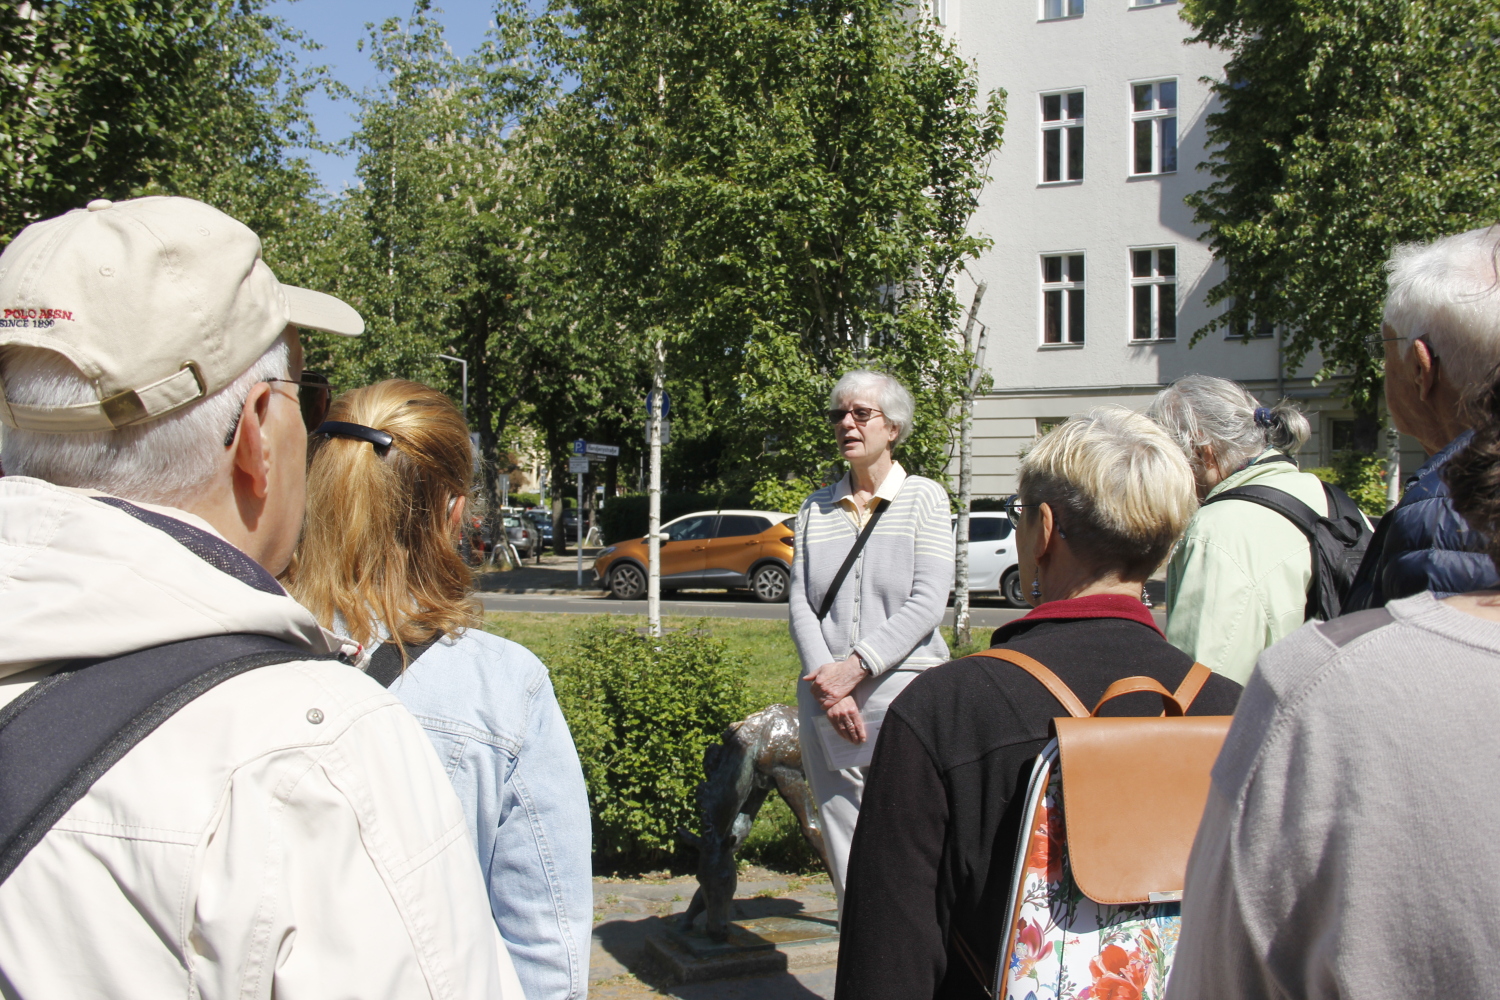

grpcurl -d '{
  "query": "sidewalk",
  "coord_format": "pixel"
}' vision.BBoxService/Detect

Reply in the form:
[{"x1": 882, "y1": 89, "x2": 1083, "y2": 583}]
[
  {"x1": 476, "y1": 550, "x2": 608, "y2": 594},
  {"x1": 589, "y1": 867, "x2": 837, "y2": 999}
]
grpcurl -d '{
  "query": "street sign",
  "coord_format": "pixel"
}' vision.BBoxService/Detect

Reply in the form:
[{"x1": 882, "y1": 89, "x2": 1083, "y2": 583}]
[
  {"x1": 585, "y1": 442, "x2": 620, "y2": 457},
  {"x1": 645, "y1": 390, "x2": 671, "y2": 419},
  {"x1": 572, "y1": 438, "x2": 587, "y2": 455},
  {"x1": 645, "y1": 419, "x2": 671, "y2": 445},
  {"x1": 568, "y1": 456, "x2": 590, "y2": 474}
]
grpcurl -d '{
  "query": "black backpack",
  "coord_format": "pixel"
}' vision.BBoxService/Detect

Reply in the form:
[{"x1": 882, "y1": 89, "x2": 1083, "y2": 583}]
[{"x1": 1201, "y1": 465, "x2": 1373, "y2": 621}]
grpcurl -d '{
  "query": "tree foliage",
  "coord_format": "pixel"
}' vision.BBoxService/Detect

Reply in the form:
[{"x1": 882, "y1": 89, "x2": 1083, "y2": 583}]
[
  {"x1": 1, "y1": 0, "x2": 326, "y2": 245},
  {"x1": 534, "y1": 0, "x2": 1005, "y2": 488},
  {"x1": 1182, "y1": 0, "x2": 1500, "y2": 409}
]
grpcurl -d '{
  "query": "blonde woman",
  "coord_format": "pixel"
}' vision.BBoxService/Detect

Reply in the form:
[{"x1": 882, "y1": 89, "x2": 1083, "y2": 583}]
[
  {"x1": 835, "y1": 407, "x2": 1242, "y2": 999},
  {"x1": 286, "y1": 380, "x2": 592, "y2": 1000}
]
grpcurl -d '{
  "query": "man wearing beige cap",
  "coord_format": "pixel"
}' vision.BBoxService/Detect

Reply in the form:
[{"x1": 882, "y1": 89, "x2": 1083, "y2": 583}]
[{"x1": 0, "y1": 197, "x2": 523, "y2": 998}]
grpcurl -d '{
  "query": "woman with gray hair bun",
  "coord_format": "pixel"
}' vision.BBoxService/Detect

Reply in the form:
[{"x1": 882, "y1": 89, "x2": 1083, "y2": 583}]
[
  {"x1": 1148, "y1": 374, "x2": 1341, "y2": 683},
  {"x1": 788, "y1": 368, "x2": 954, "y2": 914}
]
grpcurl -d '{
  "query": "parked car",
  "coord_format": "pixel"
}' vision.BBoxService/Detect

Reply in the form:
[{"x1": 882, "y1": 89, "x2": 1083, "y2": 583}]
[
  {"x1": 499, "y1": 514, "x2": 537, "y2": 558},
  {"x1": 593, "y1": 509, "x2": 795, "y2": 602},
  {"x1": 952, "y1": 511, "x2": 1026, "y2": 607},
  {"x1": 523, "y1": 508, "x2": 553, "y2": 548}
]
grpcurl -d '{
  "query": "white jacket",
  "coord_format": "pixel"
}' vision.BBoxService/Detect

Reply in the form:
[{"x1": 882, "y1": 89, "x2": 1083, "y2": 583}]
[{"x1": 0, "y1": 476, "x2": 524, "y2": 999}]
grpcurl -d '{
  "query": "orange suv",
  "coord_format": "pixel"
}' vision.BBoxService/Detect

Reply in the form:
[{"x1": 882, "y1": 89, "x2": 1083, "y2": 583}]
[{"x1": 593, "y1": 509, "x2": 796, "y2": 602}]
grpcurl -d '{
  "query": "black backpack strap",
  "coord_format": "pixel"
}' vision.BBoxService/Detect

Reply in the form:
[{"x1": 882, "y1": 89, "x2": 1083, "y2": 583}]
[
  {"x1": 365, "y1": 636, "x2": 441, "y2": 688},
  {"x1": 0, "y1": 633, "x2": 338, "y2": 886},
  {"x1": 817, "y1": 499, "x2": 889, "y2": 621}
]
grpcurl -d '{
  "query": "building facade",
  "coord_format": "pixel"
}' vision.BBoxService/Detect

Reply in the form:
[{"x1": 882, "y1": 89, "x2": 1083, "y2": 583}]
[{"x1": 936, "y1": 0, "x2": 1421, "y2": 497}]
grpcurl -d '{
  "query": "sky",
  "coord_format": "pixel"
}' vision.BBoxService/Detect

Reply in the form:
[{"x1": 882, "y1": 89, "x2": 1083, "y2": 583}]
[{"x1": 266, "y1": 0, "x2": 502, "y2": 193}]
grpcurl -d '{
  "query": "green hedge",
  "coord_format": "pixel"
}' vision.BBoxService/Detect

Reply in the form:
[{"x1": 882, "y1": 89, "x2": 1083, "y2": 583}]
[
  {"x1": 551, "y1": 618, "x2": 751, "y2": 866},
  {"x1": 597, "y1": 491, "x2": 755, "y2": 544},
  {"x1": 1306, "y1": 450, "x2": 1388, "y2": 518}
]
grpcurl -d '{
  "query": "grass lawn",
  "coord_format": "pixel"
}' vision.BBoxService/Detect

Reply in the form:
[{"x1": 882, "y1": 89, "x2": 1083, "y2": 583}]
[{"x1": 481, "y1": 610, "x2": 986, "y2": 873}]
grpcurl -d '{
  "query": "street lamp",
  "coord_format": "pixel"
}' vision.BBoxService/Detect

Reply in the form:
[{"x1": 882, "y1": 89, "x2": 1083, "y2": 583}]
[{"x1": 436, "y1": 354, "x2": 468, "y2": 417}]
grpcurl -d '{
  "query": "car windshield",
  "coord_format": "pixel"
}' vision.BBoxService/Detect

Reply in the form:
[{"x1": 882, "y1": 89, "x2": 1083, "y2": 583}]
[{"x1": 503, "y1": 516, "x2": 521, "y2": 527}]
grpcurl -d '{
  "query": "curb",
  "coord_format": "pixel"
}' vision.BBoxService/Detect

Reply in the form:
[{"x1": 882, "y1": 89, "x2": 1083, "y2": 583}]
[{"x1": 477, "y1": 588, "x2": 609, "y2": 596}]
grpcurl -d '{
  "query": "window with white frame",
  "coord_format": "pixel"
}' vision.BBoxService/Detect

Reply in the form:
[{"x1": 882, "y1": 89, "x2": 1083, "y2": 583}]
[
  {"x1": 1130, "y1": 247, "x2": 1176, "y2": 341},
  {"x1": 1130, "y1": 80, "x2": 1177, "y2": 175},
  {"x1": 1042, "y1": 0, "x2": 1083, "y2": 19},
  {"x1": 1042, "y1": 254, "x2": 1085, "y2": 345},
  {"x1": 1041, "y1": 91, "x2": 1084, "y2": 183},
  {"x1": 1131, "y1": 0, "x2": 1174, "y2": 7}
]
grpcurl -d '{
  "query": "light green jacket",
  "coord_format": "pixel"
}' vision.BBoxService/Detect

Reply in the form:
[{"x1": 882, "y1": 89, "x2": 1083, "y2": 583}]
[{"x1": 1166, "y1": 452, "x2": 1328, "y2": 685}]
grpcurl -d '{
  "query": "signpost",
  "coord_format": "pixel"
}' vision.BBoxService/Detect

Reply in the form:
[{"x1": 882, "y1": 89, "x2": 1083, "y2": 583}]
[
  {"x1": 647, "y1": 344, "x2": 666, "y2": 636},
  {"x1": 569, "y1": 454, "x2": 590, "y2": 586}
]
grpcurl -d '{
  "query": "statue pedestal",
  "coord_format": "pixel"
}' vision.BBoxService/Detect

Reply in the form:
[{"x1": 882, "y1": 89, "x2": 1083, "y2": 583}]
[{"x1": 644, "y1": 909, "x2": 839, "y2": 984}]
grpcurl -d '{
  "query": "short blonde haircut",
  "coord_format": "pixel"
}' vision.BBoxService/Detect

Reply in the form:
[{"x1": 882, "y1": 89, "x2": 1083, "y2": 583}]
[{"x1": 1019, "y1": 406, "x2": 1197, "y2": 578}]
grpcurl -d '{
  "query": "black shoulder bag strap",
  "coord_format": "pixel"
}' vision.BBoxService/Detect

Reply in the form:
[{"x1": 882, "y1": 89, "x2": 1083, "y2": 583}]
[
  {"x1": 365, "y1": 637, "x2": 441, "y2": 688},
  {"x1": 817, "y1": 499, "x2": 889, "y2": 621},
  {"x1": 0, "y1": 633, "x2": 338, "y2": 886}
]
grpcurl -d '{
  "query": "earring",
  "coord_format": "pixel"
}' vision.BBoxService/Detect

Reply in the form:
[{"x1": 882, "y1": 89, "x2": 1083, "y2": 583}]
[
  {"x1": 1141, "y1": 585, "x2": 1152, "y2": 607},
  {"x1": 1031, "y1": 574, "x2": 1042, "y2": 601}
]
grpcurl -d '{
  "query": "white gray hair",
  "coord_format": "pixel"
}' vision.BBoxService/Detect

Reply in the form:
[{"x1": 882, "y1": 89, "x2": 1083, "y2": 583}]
[
  {"x1": 1148, "y1": 374, "x2": 1310, "y2": 477},
  {"x1": 1385, "y1": 226, "x2": 1500, "y2": 384},
  {"x1": 0, "y1": 338, "x2": 291, "y2": 506},
  {"x1": 830, "y1": 369, "x2": 915, "y2": 445}
]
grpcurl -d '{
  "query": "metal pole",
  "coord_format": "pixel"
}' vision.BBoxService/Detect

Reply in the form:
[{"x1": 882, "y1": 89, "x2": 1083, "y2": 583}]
[
  {"x1": 954, "y1": 282, "x2": 988, "y2": 650},
  {"x1": 436, "y1": 354, "x2": 468, "y2": 417},
  {"x1": 1386, "y1": 407, "x2": 1402, "y2": 511},
  {"x1": 647, "y1": 340, "x2": 665, "y2": 636},
  {"x1": 577, "y1": 469, "x2": 585, "y2": 587}
]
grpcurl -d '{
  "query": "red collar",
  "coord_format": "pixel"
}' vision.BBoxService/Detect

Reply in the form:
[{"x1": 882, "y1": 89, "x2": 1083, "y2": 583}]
[{"x1": 1010, "y1": 593, "x2": 1163, "y2": 636}]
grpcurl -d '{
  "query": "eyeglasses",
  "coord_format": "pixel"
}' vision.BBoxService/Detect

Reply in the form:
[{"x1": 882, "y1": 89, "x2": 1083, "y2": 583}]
[
  {"x1": 1003, "y1": 494, "x2": 1033, "y2": 528},
  {"x1": 222, "y1": 371, "x2": 334, "y2": 447},
  {"x1": 826, "y1": 406, "x2": 885, "y2": 425}
]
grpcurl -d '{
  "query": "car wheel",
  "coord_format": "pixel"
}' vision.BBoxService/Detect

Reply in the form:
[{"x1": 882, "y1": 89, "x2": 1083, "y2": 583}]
[
  {"x1": 1001, "y1": 568, "x2": 1028, "y2": 608},
  {"x1": 608, "y1": 563, "x2": 647, "y2": 601},
  {"x1": 751, "y1": 564, "x2": 790, "y2": 603}
]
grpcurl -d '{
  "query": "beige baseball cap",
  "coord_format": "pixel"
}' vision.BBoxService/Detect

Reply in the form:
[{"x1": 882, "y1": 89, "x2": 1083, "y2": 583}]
[{"x1": 0, "y1": 195, "x2": 362, "y2": 432}]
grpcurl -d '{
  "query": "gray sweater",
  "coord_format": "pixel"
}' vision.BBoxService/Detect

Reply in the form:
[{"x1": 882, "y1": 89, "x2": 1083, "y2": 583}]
[
  {"x1": 788, "y1": 473, "x2": 953, "y2": 675},
  {"x1": 1168, "y1": 591, "x2": 1500, "y2": 1000}
]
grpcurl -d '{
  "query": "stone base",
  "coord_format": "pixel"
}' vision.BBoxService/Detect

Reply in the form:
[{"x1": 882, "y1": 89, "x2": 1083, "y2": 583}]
[{"x1": 644, "y1": 910, "x2": 840, "y2": 984}]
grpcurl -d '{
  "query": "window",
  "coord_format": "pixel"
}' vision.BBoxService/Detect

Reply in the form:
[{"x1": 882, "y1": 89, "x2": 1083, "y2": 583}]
[
  {"x1": 968, "y1": 517, "x2": 1012, "y2": 543},
  {"x1": 1042, "y1": 0, "x2": 1083, "y2": 19},
  {"x1": 1130, "y1": 80, "x2": 1177, "y2": 175},
  {"x1": 1041, "y1": 91, "x2": 1084, "y2": 182},
  {"x1": 666, "y1": 515, "x2": 716, "y2": 542},
  {"x1": 1041, "y1": 254, "x2": 1085, "y2": 344},
  {"x1": 1131, "y1": 0, "x2": 1174, "y2": 7},
  {"x1": 716, "y1": 515, "x2": 769, "y2": 538},
  {"x1": 1130, "y1": 247, "x2": 1177, "y2": 340},
  {"x1": 1037, "y1": 418, "x2": 1067, "y2": 435}
]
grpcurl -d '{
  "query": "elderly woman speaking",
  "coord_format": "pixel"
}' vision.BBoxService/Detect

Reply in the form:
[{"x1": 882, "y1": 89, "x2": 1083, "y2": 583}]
[{"x1": 789, "y1": 369, "x2": 954, "y2": 910}]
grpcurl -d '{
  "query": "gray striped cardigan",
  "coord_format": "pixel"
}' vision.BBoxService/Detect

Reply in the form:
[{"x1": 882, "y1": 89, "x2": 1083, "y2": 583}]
[{"x1": 788, "y1": 474, "x2": 954, "y2": 676}]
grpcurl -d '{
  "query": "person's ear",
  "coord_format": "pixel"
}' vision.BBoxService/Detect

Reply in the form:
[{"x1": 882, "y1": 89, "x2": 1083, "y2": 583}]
[
  {"x1": 1034, "y1": 502, "x2": 1058, "y2": 562},
  {"x1": 1412, "y1": 338, "x2": 1439, "y2": 401},
  {"x1": 230, "y1": 382, "x2": 275, "y2": 499}
]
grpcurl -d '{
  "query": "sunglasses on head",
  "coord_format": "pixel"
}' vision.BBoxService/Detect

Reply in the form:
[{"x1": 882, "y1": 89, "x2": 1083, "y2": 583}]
[{"x1": 222, "y1": 371, "x2": 333, "y2": 447}]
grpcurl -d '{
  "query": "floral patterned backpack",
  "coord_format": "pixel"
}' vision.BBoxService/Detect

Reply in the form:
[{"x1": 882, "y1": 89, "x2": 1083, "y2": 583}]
[{"x1": 965, "y1": 648, "x2": 1230, "y2": 1000}]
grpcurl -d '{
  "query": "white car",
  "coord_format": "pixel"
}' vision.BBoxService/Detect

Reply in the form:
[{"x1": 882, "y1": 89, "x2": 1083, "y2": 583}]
[{"x1": 952, "y1": 512, "x2": 1026, "y2": 607}]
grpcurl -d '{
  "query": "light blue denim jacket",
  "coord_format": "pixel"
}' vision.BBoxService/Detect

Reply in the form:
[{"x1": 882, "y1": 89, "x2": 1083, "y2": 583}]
[{"x1": 379, "y1": 629, "x2": 593, "y2": 1000}]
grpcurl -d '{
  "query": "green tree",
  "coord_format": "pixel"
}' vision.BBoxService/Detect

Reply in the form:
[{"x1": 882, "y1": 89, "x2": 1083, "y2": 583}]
[
  {"x1": 534, "y1": 0, "x2": 1005, "y2": 490},
  {"x1": 1181, "y1": 0, "x2": 1500, "y2": 409},
  {"x1": 1, "y1": 0, "x2": 327, "y2": 245}
]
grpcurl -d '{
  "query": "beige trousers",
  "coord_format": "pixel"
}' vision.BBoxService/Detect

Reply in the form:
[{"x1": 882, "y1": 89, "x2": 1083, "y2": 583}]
[{"x1": 797, "y1": 668, "x2": 918, "y2": 913}]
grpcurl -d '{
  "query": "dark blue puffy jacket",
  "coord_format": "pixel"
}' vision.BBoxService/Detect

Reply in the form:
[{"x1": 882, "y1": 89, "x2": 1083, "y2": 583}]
[{"x1": 1345, "y1": 430, "x2": 1499, "y2": 610}]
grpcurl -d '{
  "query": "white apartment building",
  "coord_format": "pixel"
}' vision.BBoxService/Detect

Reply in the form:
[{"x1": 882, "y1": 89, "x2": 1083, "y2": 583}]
[{"x1": 936, "y1": 0, "x2": 1421, "y2": 497}]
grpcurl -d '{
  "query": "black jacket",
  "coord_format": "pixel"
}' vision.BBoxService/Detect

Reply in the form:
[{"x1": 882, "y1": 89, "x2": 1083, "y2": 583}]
[
  {"x1": 1346, "y1": 430, "x2": 1499, "y2": 610},
  {"x1": 834, "y1": 609, "x2": 1242, "y2": 1000}
]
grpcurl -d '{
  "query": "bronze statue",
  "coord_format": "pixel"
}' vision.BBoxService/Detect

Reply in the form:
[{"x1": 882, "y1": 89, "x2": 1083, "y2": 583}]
[{"x1": 678, "y1": 704, "x2": 832, "y2": 942}]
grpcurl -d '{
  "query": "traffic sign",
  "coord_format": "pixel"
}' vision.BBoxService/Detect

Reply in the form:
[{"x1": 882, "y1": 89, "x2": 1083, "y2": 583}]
[
  {"x1": 572, "y1": 438, "x2": 587, "y2": 455},
  {"x1": 585, "y1": 442, "x2": 620, "y2": 457},
  {"x1": 645, "y1": 390, "x2": 671, "y2": 419},
  {"x1": 645, "y1": 419, "x2": 671, "y2": 445},
  {"x1": 568, "y1": 456, "x2": 590, "y2": 474}
]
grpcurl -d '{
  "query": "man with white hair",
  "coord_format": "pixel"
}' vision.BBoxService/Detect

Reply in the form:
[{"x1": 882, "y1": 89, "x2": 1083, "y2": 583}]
[
  {"x1": 1345, "y1": 226, "x2": 1500, "y2": 610},
  {"x1": 0, "y1": 197, "x2": 521, "y2": 997}
]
